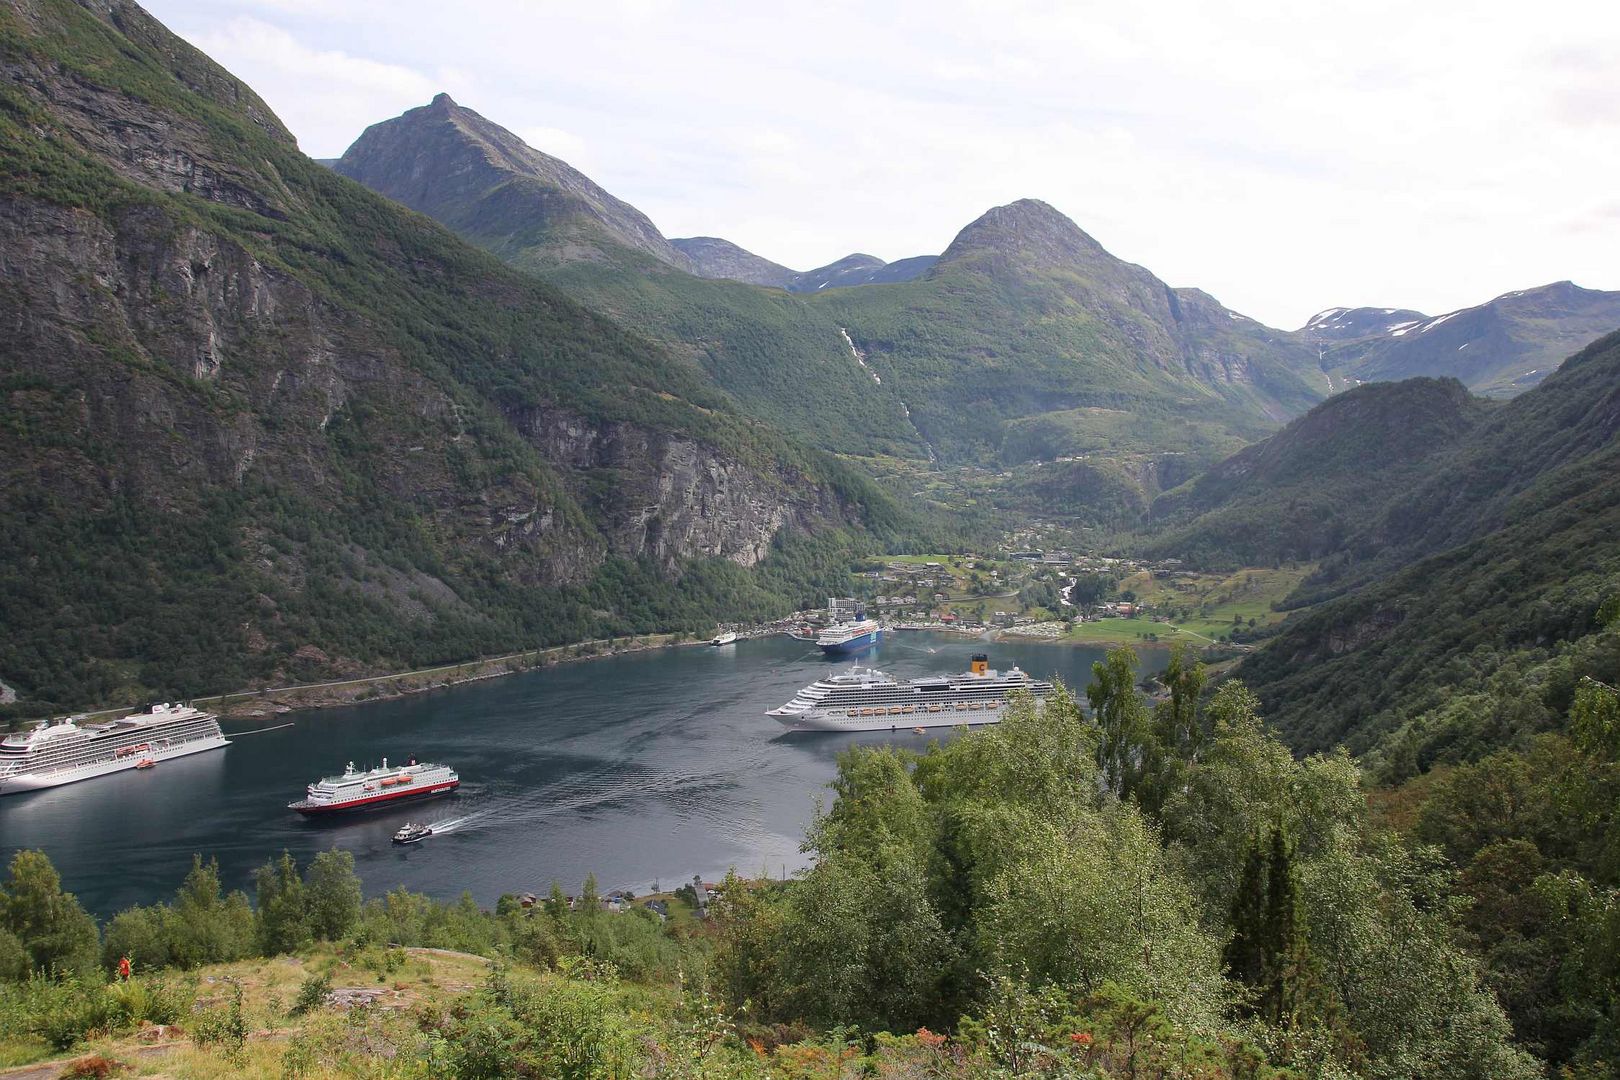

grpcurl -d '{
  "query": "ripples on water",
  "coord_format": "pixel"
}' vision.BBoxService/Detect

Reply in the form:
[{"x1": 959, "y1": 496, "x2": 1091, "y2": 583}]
[{"x1": 0, "y1": 634, "x2": 1135, "y2": 916}]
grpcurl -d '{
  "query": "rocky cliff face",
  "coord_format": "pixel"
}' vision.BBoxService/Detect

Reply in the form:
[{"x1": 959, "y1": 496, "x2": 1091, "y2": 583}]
[
  {"x1": 507, "y1": 406, "x2": 839, "y2": 568},
  {"x1": 0, "y1": 185, "x2": 605, "y2": 583},
  {"x1": 0, "y1": 0, "x2": 874, "y2": 707}
]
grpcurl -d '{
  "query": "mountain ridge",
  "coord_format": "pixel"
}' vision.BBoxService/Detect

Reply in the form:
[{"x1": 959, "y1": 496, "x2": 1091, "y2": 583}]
[
  {"x1": 1311, "y1": 281, "x2": 1620, "y2": 397},
  {"x1": 671, "y1": 236, "x2": 938, "y2": 292},
  {"x1": 1219, "y1": 330, "x2": 1620, "y2": 758}
]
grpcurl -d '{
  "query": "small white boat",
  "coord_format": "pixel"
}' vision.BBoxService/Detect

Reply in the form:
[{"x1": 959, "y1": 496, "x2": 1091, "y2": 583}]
[
  {"x1": 710, "y1": 631, "x2": 738, "y2": 647},
  {"x1": 392, "y1": 822, "x2": 433, "y2": 845}
]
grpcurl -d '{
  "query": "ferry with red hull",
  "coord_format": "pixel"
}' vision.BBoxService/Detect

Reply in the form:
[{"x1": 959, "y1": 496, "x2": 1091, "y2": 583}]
[{"x1": 288, "y1": 757, "x2": 458, "y2": 815}]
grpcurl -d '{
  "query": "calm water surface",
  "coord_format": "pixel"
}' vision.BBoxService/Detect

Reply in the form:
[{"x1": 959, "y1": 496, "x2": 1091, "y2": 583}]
[{"x1": 0, "y1": 634, "x2": 1142, "y2": 917}]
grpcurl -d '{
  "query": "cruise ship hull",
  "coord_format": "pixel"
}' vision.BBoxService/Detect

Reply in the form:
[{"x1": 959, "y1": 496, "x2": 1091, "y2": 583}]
[
  {"x1": 774, "y1": 697, "x2": 1043, "y2": 733},
  {"x1": 290, "y1": 779, "x2": 459, "y2": 815},
  {"x1": 818, "y1": 628, "x2": 882, "y2": 655},
  {"x1": 0, "y1": 735, "x2": 230, "y2": 794}
]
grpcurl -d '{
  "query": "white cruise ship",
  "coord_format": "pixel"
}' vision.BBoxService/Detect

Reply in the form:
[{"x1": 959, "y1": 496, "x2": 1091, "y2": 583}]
[
  {"x1": 0, "y1": 703, "x2": 228, "y2": 794},
  {"x1": 768, "y1": 654, "x2": 1052, "y2": 732},
  {"x1": 288, "y1": 757, "x2": 459, "y2": 815}
]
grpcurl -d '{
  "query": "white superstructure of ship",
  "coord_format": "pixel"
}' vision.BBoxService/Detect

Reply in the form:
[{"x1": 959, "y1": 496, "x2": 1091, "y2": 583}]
[
  {"x1": 288, "y1": 757, "x2": 459, "y2": 814},
  {"x1": 0, "y1": 703, "x2": 228, "y2": 794},
  {"x1": 768, "y1": 654, "x2": 1051, "y2": 732},
  {"x1": 816, "y1": 617, "x2": 882, "y2": 654}
]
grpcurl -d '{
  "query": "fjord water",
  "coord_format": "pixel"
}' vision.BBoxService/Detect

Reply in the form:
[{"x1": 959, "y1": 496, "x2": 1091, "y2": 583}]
[{"x1": 1, "y1": 634, "x2": 1132, "y2": 918}]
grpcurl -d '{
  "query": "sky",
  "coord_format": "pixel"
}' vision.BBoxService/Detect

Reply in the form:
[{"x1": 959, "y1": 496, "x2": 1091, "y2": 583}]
[{"x1": 145, "y1": 0, "x2": 1620, "y2": 328}]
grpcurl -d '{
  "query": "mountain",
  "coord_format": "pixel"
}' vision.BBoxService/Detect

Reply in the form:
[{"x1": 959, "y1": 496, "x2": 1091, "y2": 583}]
[
  {"x1": 1311, "y1": 282, "x2": 1620, "y2": 398},
  {"x1": 1141, "y1": 377, "x2": 1490, "y2": 566},
  {"x1": 1227, "y1": 330, "x2": 1620, "y2": 761},
  {"x1": 789, "y1": 253, "x2": 938, "y2": 291},
  {"x1": 817, "y1": 200, "x2": 1329, "y2": 470},
  {"x1": 1301, "y1": 306, "x2": 1430, "y2": 343},
  {"x1": 334, "y1": 103, "x2": 1371, "y2": 531},
  {"x1": 335, "y1": 98, "x2": 929, "y2": 459},
  {"x1": 668, "y1": 236, "x2": 796, "y2": 288},
  {"x1": 335, "y1": 93, "x2": 691, "y2": 270},
  {"x1": 0, "y1": 0, "x2": 901, "y2": 710},
  {"x1": 671, "y1": 238, "x2": 937, "y2": 292}
]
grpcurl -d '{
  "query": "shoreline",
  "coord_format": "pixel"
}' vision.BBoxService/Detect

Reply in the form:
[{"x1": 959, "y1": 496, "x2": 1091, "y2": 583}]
[
  {"x1": 28, "y1": 622, "x2": 1206, "y2": 730},
  {"x1": 207, "y1": 632, "x2": 713, "y2": 724}
]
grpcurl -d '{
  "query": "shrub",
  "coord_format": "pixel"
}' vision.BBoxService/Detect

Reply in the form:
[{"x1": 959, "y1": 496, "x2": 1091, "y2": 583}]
[
  {"x1": 291, "y1": 971, "x2": 331, "y2": 1016},
  {"x1": 189, "y1": 982, "x2": 247, "y2": 1063}
]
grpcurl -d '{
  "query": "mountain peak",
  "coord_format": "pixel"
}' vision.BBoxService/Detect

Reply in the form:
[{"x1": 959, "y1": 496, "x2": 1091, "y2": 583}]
[
  {"x1": 335, "y1": 96, "x2": 690, "y2": 270},
  {"x1": 937, "y1": 198, "x2": 1112, "y2": 275}
]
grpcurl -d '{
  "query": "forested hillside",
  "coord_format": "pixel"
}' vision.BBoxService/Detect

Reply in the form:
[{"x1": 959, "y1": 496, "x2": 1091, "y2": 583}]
[
  {"x1": 335, "y1": 96, "x2": 928, "y2": 459},
  {"x1": 1224, "y1": 333, "x2": 1620, "y2": 764},
  {"x1": 0, "y1": 0, "x2": 921, "y2": 713},
  {"x1": 1141, "y1": 378, "x2": 1491, "y2": 567}
]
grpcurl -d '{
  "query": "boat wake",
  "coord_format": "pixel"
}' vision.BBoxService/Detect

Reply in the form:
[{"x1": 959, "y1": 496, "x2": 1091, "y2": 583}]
[{"x1": 887, "y1": 641, "x2": 938, "y2": 655}]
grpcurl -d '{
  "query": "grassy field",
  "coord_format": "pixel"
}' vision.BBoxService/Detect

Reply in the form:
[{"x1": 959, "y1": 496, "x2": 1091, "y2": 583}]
[
  {"x1": 0, "y1": 945, "x2": 499, "y2": 1078},
  {"x1": 1054, "y1": 565, "x2": 1315, "y2": 646}
]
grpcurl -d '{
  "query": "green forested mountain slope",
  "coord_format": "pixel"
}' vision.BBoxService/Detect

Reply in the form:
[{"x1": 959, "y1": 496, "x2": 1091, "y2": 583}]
[
  {"x1": 335, "y1": 103, "x2": 1339, "y2": 493},
  {"x1": 0, "y1": 0, "x2": 906, "y2": 711},
  {"x1": 1310, "y1": 281, "x2": 1620, "y2": 398},
  {"x1": 335, "y1": 97, "x2": 926, "y2": 458},
  {"x1": 1232, "y1": 331, "x2": 1620, "y2": 762},
  {"x1": 670, "y1": 236, "x2": 937, "y2": 292},
  {"x1": 820, "y1": 200, "x2": 1329, "y2": 465},
  {"x1": 1140, "y1": 378, "x2": 1490, "y2": 566}
]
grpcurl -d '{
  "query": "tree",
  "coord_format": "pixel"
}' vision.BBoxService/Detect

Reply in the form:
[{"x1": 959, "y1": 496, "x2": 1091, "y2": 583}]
[
  {"x1": 579, "y1": 873, "x2": 600, "y2": 916},
  {"x1": 1138, "y1": 645, "x2": 1207, "y2": 818},
  {"x1": 304, "y1": 849, "x2": 362, "y2": 941},
  {"x1": 1223, "y1": 827, "x2": 1314, "y2": 1027},
  {"x1": 1087, "y1": 646, "x2": 1150, "y2": 798},
  {"x1": 254, "y1": 851, "x2": 310, "y2": 955},
  {"x1": 0, "y1": 850, "x2": 98, "y2": 976},
  {"x1": 1571, "y1": 677, "x2": 1620, "y2": 763}
]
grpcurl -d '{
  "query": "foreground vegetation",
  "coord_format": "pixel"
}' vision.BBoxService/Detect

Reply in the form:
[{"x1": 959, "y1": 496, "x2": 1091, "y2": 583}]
[{"x1": 5, "y1": 645, "x2": 1614, "y2": 1077}]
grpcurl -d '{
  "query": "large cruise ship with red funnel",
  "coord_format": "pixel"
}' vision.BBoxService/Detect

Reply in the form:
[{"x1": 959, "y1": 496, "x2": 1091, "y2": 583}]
[{"x1": 288, "y1": 757, "x2": 458, "y2": 815}]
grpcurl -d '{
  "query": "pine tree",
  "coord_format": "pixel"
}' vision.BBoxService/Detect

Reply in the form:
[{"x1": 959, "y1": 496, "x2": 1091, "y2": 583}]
[
  {"x1": 1223, "y1": 826, "x2": 1314, "y2": 1027},
  {"x1": 1224, "y1": 834, "x2": 1269, "y2": 994},
  {"x1": 1261, "y1": 826, "x2": 1305, "y2": 1026}
]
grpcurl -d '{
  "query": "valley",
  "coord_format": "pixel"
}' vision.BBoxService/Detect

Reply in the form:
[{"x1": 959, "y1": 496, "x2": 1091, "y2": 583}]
[{"x1": 1, "y1": 1, "x2": 1617, "y2": 1077}]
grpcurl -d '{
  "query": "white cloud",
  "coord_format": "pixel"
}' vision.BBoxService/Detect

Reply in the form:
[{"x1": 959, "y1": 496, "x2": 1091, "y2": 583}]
[{"x1": 149, "y1": 0, "x2": 1620, "y2": 327}]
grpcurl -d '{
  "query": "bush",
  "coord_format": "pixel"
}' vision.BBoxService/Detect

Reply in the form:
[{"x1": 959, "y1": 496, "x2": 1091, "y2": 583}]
[
  {"x1": 189, "y1": 982, "x2": 247, "y2": 1063},
  {"x1": 291, "y1": 971, "x2": 331, "y2": 1016}
]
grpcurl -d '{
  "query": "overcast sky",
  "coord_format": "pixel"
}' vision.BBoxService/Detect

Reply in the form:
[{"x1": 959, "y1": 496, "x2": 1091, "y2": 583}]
[{"x1": 147, "y1": 0, "x2": 1618, "y2": 328}]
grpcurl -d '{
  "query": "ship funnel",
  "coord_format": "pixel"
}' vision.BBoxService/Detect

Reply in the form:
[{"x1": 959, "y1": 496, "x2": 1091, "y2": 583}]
[{"x1": 970, "y1": 654, "x2": 989, "y2": 676}]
